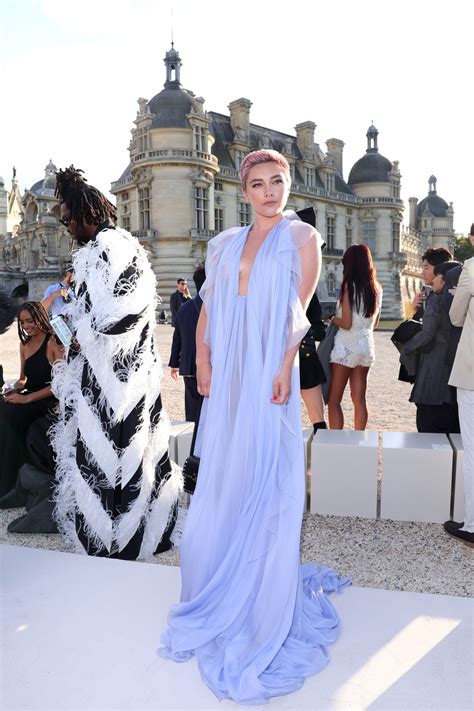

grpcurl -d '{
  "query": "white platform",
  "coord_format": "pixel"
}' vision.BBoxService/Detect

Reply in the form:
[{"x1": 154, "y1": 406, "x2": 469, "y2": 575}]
[
  {"x1": 381, "y1": 433, "x2": 453, "y2": 523},
  {"x1": 3, "y1": 545, "x2": 471, "y2": 711},
  {"x1": 310, "y1": 430, "x2": 378, "y2": 518},
  {"x1": 449, "y1": 433, "x2": 465, "y2": 522},
  {"x1": 169, "y1": 420, "x2": 194, "y2": 465}
]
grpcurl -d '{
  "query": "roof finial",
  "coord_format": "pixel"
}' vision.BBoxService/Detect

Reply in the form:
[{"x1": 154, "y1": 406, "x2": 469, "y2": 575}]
[{"x1": 171, "y1": 6, "x2": 174, "y2": 48}]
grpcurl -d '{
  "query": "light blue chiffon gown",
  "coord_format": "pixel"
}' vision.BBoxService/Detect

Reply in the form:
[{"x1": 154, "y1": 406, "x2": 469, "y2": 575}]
[{"x1": 159, "y1": 215, "x2": 350, "y2": 705}]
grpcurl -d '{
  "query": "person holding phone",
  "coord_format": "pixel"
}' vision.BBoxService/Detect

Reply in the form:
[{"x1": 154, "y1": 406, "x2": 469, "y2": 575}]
[
  {"x1": 41, "y1": 266, "x2": 76, "y2": 318},
  {"x1": 400, "y1": 252, "x2": 461, "y2": 433},
  {"x1": 0, "y1": 301, "x2": 64, "y2": 496}
]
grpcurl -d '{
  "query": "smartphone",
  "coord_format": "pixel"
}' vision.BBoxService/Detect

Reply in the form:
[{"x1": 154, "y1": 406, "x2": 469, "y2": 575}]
[{"x1": 50, "y1": 315, "x2": 73, "y2": 347}]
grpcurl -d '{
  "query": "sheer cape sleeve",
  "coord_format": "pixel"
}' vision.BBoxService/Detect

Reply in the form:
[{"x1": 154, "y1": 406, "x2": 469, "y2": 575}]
[{"x1": 279, "y1": 213, "x2": 323, "y2": 351}]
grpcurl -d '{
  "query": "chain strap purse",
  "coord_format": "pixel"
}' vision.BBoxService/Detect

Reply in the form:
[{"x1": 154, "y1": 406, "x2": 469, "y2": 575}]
[{"x1": 182, "y1": 397, "x2": 203, "y2": 495}]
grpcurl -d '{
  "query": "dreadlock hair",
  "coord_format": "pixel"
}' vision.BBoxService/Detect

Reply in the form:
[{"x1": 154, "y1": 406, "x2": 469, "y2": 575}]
[
  {"x1": 17, "y1": 301, "x2": 58, "y2": 345},
  {"x1": 55, "y1": 165, "x2": 117, "y2": 226}
]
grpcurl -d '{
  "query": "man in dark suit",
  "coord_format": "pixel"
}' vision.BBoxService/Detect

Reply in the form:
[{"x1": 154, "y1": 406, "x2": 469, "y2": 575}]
[
  {"x1": 169, "y1": 268, "x2": 206, "y2": 421},
  {"x1": 169, "y1": 278, "x2": 191, "y2": 326}
]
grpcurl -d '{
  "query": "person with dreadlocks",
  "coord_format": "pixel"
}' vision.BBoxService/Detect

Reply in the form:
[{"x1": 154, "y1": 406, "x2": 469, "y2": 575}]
[
  {"x1": 0, "y1": 301, "x2": 64, "y2": 496},
  {"x1": 51, "y1": 165, "x2": 180, "y2": 560}
]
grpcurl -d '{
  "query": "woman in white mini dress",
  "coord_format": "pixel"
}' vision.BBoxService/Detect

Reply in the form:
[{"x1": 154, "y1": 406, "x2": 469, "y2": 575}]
[{"x1": 328, "y1": 244, "x2": 382, "y2": 429}]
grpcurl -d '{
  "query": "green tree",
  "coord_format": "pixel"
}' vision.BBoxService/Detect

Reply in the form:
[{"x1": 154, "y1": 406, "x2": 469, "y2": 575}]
[{"x1": 454, "y1": 235, "x2": 473, "y2": 263}]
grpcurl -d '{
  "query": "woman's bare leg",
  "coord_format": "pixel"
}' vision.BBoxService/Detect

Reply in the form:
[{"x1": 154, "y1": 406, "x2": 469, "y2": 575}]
[
  {"x1": 349, "y1": 366, "x2": 370, "y2": 430},
  {"x1": 328, "y1": 364, "x2": 352, "y2": 429},
  {"x1": 301, "y1": 385, "x2": 325, "y2": 425}
]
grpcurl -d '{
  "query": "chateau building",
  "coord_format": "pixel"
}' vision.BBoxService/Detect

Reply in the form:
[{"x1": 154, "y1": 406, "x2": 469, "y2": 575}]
[
  {"x1": 0, "y1": 162, "x2": 70, "y2": 299},
  {"x1": 0, "y1": 45, "x2": 456, "y2": 318}
]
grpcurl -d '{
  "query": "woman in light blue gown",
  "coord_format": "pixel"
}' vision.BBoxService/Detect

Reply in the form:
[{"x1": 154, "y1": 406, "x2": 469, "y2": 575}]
[{"x1": 160, "y1": 149, "x2": 350, "y2": 705}]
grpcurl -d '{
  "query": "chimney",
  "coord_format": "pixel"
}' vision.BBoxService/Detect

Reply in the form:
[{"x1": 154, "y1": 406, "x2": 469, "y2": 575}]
[
  {"x1": 408, "y1": 197, "x2": 418, "y2": 231},
  {"x1": 326, "y1": 138, "x2": 344, "y2": 175},
  {"x1": 228, "y1": 98, "x2": 252, "y2": 142},
  {"x1": 295, "y1": 121, "x2": 316, "y2": 159}
]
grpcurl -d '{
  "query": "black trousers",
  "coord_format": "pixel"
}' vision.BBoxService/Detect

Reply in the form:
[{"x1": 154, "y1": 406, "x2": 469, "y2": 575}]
[
  {"x1": 416, "y1": 402, "x2": 460, "y2": 434},
  {"x1": 184, "y1": 376, "x2": 202, "y2": 422}
]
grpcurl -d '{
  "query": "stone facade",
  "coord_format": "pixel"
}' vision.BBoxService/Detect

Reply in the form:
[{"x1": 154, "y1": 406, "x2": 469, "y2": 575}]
[
  {"x1": 0, "y1": 46, "x2": 456, "y2": 319},
  {"x1": 0, "y1": 162, "x2": 71, "y2": 300}
]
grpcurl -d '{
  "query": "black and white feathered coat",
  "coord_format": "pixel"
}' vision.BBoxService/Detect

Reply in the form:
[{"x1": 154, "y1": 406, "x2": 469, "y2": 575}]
[{"x1": 51, "y1": 222, "x2": 182, "y2": 560}]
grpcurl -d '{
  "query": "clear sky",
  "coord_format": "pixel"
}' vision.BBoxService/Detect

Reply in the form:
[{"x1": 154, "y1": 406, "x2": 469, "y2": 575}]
[{"x1": 0, "y1": 0, "x2": 471, "y2": 234}]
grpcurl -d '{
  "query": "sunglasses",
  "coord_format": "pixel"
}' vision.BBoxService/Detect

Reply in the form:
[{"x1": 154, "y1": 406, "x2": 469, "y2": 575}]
[{"x1": 60, "y1": 215, "x2": 74, "y2": 227}]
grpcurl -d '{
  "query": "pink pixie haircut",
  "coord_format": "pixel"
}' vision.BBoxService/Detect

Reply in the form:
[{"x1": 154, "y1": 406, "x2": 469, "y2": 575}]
[{"x1": 239, "y1": 149, "x2": 290, "y2": 190}]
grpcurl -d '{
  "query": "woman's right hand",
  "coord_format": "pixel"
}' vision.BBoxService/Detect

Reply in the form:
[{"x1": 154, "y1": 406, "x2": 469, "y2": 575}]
[{"x1": 197, "y1": 361, "x2": 212, "y2": 397}]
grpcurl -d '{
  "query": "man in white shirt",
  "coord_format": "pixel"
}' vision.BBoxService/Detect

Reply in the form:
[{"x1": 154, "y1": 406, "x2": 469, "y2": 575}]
[
  {"x1": 41, "y1": 266, "x2": 76, "y2": 317},
  {"x1": 444, "y1": 224, "x2": 474, "y2": 548}
]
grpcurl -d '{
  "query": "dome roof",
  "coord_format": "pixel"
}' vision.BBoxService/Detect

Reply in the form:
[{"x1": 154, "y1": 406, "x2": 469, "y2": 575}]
[
  {"x1": 348, "y1": 152, "x2": 392, "y2": 185},
  {"x1": 29, "y1": 160, "x2": 58, "y2": 196},
  {"x1": 416, "y1": 175, "x2": 449, "y2": 218},
  {"x1": 147, "y1": 83, "x2": 194, "y2": 129},
  {"x1": 416, "y1": 194, "x2": 449, "y2": 218},
  {"x1": 348, "y1": 124, "x2": 393, "y2": 185}
]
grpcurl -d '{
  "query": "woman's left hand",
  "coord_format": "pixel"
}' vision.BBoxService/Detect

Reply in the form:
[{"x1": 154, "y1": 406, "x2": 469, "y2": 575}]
[
  {"x1": 271, "y1": 368, "x2": 291, "y2": 405},
  {"x1": 3, "y1": 392, "x2": 30, "y2": 404}
]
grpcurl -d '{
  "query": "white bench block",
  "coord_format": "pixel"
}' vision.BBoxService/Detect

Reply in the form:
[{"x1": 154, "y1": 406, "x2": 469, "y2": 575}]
[
  {"x1": 176, "y1": 424, "x2": 196, "y2": 467},
  {"x1": 303, "y1": 427, "x2": 313, "y2": 512},
  {"x1": 310, "y1": 430, "x2": 378, "y2": 517},
  {"x1": 381, "y1": 433, "x2": 452, "y2": 523},
  {"x1": 449, "y1": 434, "x2": 465, "y2": 523},
  {"x1": 169, "y1": 421, "x2": 194, "y2": 464}
]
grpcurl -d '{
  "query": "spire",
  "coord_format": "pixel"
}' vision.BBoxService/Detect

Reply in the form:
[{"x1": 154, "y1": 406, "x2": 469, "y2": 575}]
[
  {"x1": 428, "y1": 174, "x2": 437, "y2": 194},
  {"x1": 164, "y1": 44, "x2": 182, "y2": 85},
  {"x1": 366, "y1": 122, "x2": 379, "y2": 153}
]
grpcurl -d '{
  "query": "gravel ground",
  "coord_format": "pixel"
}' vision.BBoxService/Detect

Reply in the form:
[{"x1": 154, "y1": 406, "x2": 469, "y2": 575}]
[{"x1": 1, "y1": 324, "x2": 472, "y2": 597}]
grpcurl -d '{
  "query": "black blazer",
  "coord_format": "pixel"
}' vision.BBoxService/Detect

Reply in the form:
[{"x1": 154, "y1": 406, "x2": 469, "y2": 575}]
[
  {"x1": 169, "y1": 290, "x2": 188, "y2": 327},
  {"x1": 168, "y1": 296, "x2": 203, "y2": 376}
]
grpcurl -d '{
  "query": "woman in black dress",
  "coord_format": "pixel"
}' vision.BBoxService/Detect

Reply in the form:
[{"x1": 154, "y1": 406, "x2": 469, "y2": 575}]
[
  {"x1": 295, "y1": 208, "x2": 328, "y2": 432},
  {"x1": 300, "y1": 291, "x2": 327, "y2": 431},
  {"x1": 0, "y1": 302, "x2": 64, "y2": 496}
]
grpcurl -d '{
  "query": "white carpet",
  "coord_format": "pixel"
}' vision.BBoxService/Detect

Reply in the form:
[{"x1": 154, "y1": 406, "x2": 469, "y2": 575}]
[{"x1": 1, "y1": 545, "x2": 472, "y2": 710}]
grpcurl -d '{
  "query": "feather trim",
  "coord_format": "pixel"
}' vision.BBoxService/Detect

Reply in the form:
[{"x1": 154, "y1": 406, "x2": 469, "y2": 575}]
[{"x1": 51, "y1": 229, "x2": 182, "y2": 558}]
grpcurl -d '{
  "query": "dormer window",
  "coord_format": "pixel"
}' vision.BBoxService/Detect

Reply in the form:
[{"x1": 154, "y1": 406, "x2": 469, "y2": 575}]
[
  {"x1": 194, "y1": 126, "x2": 207, "y2": 152},
  {"x1": 235, "y1": 150, "x2": 246, "y2": 170},
  {"x1": 137, "y1": 128, "x2": 148, "y2": 153},
  {"x1": 325, "y1": 173, "x2": 334, "y2": 192},
  {"x1": 305, "y1": 167, "x2": 316, "y2": 188}
]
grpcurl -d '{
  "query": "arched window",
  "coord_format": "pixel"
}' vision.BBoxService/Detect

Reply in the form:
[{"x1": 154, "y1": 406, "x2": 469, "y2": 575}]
[
  {"x1": 25, "y1": 202, "x2": 38, "y2": 224},
  {"x1": 326, "y1": 272, "x2": 336, "y2": 296}
]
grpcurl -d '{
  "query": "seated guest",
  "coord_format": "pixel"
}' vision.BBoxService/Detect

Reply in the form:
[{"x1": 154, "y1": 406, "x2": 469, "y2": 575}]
[
  {"x1": 0, "y1": 302, "x2": 64, "y2": 496},
  {"x1": 400, "y1": 261, "x2": 461, "y2": 433},
  {"x1": 0, "y1": 414, "x2": 58, "y2": 534}
]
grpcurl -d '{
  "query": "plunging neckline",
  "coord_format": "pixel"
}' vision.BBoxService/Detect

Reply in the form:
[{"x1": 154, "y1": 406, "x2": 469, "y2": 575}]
[{"x1": 237, "y1": 218, "x2": 285, "y2": 297}]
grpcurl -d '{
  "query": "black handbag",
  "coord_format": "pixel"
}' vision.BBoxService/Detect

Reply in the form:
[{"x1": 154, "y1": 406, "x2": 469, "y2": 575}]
[
  {"x1": 316, "y1": 322, "x2": 339, "y2": 403},
  {"x1": 182, "y1": 398, "x2": 203, "y2": 495},
  {"x1": 391, "y1": 319, "x2": 422, "y2": 350}
]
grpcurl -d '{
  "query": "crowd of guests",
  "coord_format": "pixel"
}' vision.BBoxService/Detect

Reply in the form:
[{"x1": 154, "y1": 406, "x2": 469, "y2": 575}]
[
  {"x1": 0, "y1": 176, "x2": 472, "y2": 549},
  {"x1": 169, "y1": 224, "x2": 473, "y2": 548}
]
